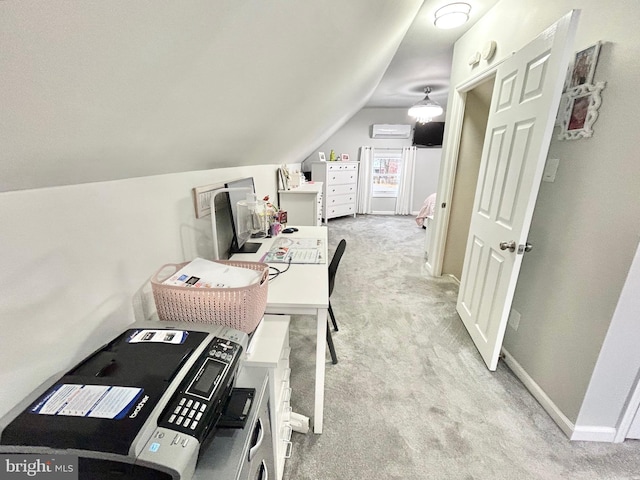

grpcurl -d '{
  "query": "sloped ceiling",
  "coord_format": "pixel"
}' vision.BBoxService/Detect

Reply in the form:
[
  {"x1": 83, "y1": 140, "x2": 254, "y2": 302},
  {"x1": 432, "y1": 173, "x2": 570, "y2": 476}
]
[{"x1": 0, "y1": 0, "x2": 423, "y2": 192}]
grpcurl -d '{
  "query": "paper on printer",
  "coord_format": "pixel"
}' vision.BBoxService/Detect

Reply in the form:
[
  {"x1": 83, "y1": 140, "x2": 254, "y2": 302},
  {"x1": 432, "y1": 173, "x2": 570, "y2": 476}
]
[{"x1": 163, "y1": 257, "x2": 261, "y2": 288}]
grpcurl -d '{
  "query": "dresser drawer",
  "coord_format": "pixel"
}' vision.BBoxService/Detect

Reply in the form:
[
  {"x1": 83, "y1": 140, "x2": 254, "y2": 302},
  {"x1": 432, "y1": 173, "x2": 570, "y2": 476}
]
[
  {"x1": 326, "y1": 193, "x2": 355, "y2": 207},
  {"x1": 327, "y1": 170, "x2": 357, "y2": 185},
  {"x1": 327, "y1": 183, "x2": 356, "y2": 196},
  {"x1": 326, "y1": 203, "x2": 355, "y2": 218},
  {"x1": 326, "y1": 162, "x2": 358, "y2": 172}
]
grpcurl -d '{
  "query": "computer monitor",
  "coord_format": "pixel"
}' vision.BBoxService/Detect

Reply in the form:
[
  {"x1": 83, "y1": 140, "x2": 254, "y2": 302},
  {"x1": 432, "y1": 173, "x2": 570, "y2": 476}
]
[{"x1": 225, "y1": 177, "x2": 261, "y2": 254}]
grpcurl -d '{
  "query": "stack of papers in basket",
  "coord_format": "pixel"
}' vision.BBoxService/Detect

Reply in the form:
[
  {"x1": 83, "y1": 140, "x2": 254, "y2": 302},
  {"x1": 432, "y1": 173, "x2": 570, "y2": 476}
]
[{"x1": 162, "y1": 258, "x2": 261, "y2": 288}]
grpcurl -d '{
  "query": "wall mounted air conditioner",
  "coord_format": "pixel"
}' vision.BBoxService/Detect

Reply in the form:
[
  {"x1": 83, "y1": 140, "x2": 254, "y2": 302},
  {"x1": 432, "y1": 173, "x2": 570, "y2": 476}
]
[{"x1": 371, "y1": 124, "x2": 412, "y2": 139}]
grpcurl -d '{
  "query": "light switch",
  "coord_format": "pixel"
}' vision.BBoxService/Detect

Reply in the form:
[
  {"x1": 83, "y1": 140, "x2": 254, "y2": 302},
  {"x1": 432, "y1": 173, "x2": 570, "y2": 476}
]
[
  {"x1": 542, "y1": 158, "x2": 560, "y2": 182},
  {"x1": 508, "y1": 308, "x2": 521, "y2": 330}
]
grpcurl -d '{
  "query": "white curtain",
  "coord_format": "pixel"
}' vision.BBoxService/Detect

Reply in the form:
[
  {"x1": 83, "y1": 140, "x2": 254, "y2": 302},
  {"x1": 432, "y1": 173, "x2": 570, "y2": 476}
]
[
  {"x1": 395, "y1": 146, "x2": 417, "y2": 215},
  {"x1": 357, "y1": 146, "x2": 374, "y2": 214}
]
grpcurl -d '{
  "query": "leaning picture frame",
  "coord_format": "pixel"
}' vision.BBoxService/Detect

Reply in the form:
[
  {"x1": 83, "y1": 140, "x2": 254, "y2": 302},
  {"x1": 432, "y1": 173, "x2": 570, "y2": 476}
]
[
  {"x1": 318, "y1": 151, "x2": 326, "y2": 161},
  {"x1": 567, "y1": 42, "x2": 602, "y2": 90},
  {"x1": 558, "y1": 82, "x2": 606, "y2": 140}
]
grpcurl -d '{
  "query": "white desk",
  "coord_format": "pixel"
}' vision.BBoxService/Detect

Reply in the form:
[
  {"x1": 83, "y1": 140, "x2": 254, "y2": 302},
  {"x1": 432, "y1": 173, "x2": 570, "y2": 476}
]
[{"x1": 230, "y1": 226, "x2": 329, "y2": 433}]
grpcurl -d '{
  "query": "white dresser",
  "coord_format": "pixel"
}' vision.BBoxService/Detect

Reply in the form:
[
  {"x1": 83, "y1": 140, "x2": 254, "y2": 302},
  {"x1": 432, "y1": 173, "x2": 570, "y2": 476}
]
[
  {"x1": 278, "y1": 182, "x2": 323, "y2": 226},
  {"x1": 310, "y1": 161, "x2": 359, "y2": 222}
]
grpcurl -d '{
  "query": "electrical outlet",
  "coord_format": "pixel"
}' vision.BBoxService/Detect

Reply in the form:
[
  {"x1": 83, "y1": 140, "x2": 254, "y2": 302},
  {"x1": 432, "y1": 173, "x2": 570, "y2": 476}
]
[
  {"x1": 193, "y1": 183, "x2": 224, "y2": 219},
  {"x1": 542, "y1": 158, "x2": 560, "y2": 182},
  {"x1": 508, "y1": 308, "x2": 521, "y2": 330}
]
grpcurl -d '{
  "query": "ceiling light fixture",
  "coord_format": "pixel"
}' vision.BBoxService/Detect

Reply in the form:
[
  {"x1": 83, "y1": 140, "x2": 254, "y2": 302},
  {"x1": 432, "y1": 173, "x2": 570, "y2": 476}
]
[
  {"x1": 408, "y1": 87, "x2": 444, "y2": 123},
  {"x1": 434, "y1": 2, "x2": 471, "y2": 29}
]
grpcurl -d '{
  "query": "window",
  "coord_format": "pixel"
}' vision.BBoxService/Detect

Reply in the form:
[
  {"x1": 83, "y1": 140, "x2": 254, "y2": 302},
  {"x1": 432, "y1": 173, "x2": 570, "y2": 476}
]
[{"x1": 372, "y1": 150, "x2": 402, "y2": 198}]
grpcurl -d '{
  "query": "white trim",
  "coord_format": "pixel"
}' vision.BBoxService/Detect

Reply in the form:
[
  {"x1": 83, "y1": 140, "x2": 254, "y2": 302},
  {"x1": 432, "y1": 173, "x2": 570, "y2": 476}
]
[
  {"x1": 614, "y1": 372, "x2": 640, "y2": 442},
  {"x1": 429, "y1": 88, "x2": 466, "y2": 277},
  {"x1": 571, "y1": 426, "x2": 617, "y2": 443},
  {"x1": 503, "y1": 347, "x2": 617, "y2": 442},
  {"x1": 371, "y1": 210, "x2": 396, "y2": 215},
  {"x1": 501, "y1": 348, "x2": 575, "y2": 439},
  {"x1": 429, "y1": 55, "x2": 512, "y2": 277}
]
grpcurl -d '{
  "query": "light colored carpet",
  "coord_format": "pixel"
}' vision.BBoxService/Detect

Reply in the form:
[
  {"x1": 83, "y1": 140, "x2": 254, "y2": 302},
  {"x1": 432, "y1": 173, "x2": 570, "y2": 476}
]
[{"x1": 283, "y1": 214, "x2": 640, "y2": 480}]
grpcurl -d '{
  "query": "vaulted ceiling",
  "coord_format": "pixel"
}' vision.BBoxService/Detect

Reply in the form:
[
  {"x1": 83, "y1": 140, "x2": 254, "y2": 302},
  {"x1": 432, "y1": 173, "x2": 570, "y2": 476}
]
[{"x1": 1, "y1": 0, "x2": 497, "y2": 192}]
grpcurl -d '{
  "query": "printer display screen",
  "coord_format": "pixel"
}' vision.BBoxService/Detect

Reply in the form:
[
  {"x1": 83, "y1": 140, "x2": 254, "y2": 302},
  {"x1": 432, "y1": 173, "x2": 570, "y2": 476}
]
[{"x1": 188, "y1": 359, "x2": 224, "y2": 399}]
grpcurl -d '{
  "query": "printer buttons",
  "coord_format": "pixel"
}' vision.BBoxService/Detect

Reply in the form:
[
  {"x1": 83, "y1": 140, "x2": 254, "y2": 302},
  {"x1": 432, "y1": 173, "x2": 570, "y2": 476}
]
[
  {"x1": 183, "y1": 418, "x2": 191, "y2": 428},
  {"x1": 181, "y1": 407, "x2": 189, "y2": 416},
  {"x1": 173, "y1": 406, "x2": 181, "y2": 415},
  {"x1": 179, "y1": 398, "x2": 186, "y2": 406},
  {"x1": 186, "y1": 399, "x2": 193, "y2": 408},
  {"x1": 188, "y1": 410, "x2": 195, "y2": 418},
  {"x1": 199, "y1": 404, "x2": 206, "y2": 412},
  {"x1": 193, "y1": 401, "x2": 200, "y2": 410},
  {"x1": 168, "y1": 415, "x2": 176, "y2": 423},
  {"x1": 191, "y1": 421, "x2": 198, "y2": 430},
  {"x1": 176, "y1": 416, "x2": 184, "y2": 426},
  {"x1": 196, "y1": 412, "x2": 202, "y2": 421}
]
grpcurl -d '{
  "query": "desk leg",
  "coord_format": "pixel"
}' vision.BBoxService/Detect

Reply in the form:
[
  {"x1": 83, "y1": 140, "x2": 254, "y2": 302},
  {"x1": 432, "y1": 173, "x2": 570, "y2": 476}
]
[{"x1": 313, "y1": 307, "x2": 328, "y2": 434}]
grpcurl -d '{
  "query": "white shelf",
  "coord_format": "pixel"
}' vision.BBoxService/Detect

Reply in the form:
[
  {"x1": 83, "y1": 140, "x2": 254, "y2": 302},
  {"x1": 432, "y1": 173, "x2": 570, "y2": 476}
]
[{"x1": 243, "y1": 314, "x2": 292, "y2": 480}]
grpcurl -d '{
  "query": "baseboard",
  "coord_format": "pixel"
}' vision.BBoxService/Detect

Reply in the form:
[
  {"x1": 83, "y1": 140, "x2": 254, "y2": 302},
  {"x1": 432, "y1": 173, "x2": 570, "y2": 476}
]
[
  {"x1": 501, "y1": 348, "x2": 575, "y2": 439},
  {"x1": 501, "y1": 348, "x2": 620, "y2": 442},
  {"x1": 570, "y1": 425, "x2": 617, "y2": 442}
]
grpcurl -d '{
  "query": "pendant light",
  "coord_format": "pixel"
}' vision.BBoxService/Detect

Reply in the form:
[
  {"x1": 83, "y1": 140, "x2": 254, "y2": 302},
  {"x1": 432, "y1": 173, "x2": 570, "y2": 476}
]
[{"x1": 408, "y1": 87, "x2": 444, "y2": 124}]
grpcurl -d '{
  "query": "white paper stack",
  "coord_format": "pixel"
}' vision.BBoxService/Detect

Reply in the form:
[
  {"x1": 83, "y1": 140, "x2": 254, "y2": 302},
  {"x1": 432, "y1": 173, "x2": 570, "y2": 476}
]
[{"x1": 162, "y1": 258, "x2": 261, "y2": 288}]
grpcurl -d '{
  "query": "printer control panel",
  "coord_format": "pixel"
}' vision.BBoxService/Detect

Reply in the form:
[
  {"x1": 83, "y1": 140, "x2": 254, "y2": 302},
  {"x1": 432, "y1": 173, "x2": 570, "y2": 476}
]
[{"x1": 158, "y1": 336, "x2": 242, "y2": 442}]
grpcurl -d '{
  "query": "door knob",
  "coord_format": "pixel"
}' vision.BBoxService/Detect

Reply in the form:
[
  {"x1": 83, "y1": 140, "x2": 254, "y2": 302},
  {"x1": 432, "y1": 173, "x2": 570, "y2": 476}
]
[{"x1": 499, "y1": 240, "x2": 516, "y2": 252}]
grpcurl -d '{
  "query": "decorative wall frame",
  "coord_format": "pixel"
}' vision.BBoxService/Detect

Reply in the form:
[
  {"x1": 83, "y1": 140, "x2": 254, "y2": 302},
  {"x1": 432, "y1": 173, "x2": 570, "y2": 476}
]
[
  {"x1": 558, "y1": 82, "x2": 606, "y2": 140},
  {"x1": 568, "y1": 42, "x2": 601, "y2": 90}
]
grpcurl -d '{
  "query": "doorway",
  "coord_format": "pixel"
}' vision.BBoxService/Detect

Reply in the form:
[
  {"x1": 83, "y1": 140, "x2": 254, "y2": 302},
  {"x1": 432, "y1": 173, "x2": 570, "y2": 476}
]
[{"x1": 441, "y1": 77, "x2": 495, "y2": 281}]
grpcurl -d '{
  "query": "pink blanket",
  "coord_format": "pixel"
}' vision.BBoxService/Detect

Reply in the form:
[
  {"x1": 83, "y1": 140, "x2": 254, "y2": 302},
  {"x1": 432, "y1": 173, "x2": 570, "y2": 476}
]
[{"x1": 415, "y1": 193, "x2": 436, "y2": 227}]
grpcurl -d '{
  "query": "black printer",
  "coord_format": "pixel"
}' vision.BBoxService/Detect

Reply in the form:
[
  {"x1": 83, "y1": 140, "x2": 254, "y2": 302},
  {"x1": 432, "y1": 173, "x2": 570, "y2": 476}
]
[{"x1": 0, "y1": 320, "x2": 248, "y2": 479}]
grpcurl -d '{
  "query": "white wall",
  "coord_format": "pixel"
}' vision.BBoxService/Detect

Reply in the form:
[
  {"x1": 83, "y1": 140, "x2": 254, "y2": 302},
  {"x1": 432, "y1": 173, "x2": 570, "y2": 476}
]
[
  {"x1": 414, "y1": 148, "x2": 441, "y2": 209},
  {"x1": 575, "y1": 240, "x2": 640, "y2": 434},
  {"x1": 0, "y1": 165, "x2": 279, "y2": 418},
  {"x1": 443, "y1": 0, "x2": 640, "y2": 435},
  {"x1": 305, "y1": 107, "x2": 442, "y2": 212}
]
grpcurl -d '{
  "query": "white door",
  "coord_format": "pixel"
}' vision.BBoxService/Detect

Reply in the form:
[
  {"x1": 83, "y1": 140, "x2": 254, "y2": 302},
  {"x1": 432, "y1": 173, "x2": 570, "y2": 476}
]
[{"x1": 456, "y1": 11, "x2": 580, "y2": 370}]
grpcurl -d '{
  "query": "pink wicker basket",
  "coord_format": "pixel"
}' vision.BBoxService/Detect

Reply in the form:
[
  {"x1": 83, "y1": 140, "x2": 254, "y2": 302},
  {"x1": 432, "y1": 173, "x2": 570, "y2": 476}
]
[{"x1": 151, "y1": 260, "x2": 269, "y2": 333}]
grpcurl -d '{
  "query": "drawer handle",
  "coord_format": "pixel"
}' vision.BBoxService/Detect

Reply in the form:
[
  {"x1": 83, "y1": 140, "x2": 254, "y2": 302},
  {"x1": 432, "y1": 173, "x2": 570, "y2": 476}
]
[
  {"x1": 281, "y1": 387, "x2": 292, "y2": 403},
  {"x1": 248, "y1": 418, "x2": 264, "y2": 462},
  {"x1": 282, "y1": 423, "x2": 293, "y2": 442},
  {"x1": 284, "y1": 441, "x2": 293, "y2": 459},
  {"x1": 282, "y1": 405, "x2": 292, "y2": 422},
  {"x1": 257, "y1": 460, "x2": 269, "y2": 480}
]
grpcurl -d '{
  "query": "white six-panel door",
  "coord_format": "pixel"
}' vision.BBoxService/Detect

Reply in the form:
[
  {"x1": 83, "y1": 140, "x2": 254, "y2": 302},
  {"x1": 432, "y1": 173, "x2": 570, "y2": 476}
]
[{"x1": 457, "y1": 11, "x2": 580, "y2": 370}]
